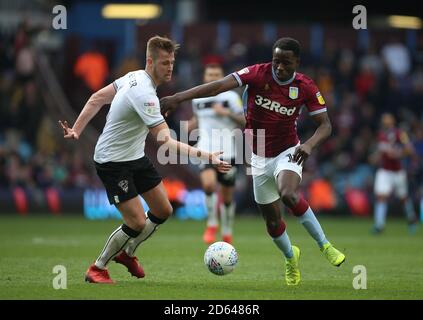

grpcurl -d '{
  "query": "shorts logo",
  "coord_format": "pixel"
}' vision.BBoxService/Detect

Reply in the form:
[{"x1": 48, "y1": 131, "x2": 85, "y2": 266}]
[
  {"x1": 289, "y1": 87, "x2": 299, "y2": 99},
  {"x1": 316, "y1": 92, "x2": 325, "y2": 105},
  {"x1": 114, "y1": 195, "x2": 120, "y2": 204},
  {"x1": 118, "y1": 180, "x2": 129, "y2": 193}
]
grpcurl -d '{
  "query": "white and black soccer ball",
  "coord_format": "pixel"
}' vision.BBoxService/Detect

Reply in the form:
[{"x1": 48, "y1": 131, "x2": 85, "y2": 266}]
[{"x1": 204, "y1": 241, "x2": 238, "y2": 275}]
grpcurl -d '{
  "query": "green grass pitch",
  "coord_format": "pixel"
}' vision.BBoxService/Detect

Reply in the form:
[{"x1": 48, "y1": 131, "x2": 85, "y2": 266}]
[{"x1": 0, "y1": 214, "x2": 422, "y2": 299}]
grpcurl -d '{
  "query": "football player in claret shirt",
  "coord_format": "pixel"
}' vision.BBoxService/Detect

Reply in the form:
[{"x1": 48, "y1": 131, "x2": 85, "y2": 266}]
[
  {"x1": 372, "y1": 113, "x2": 418, "y2": 234},
  {"x1": 161, "y1": 37, "x2": 345, "y2": 286}
]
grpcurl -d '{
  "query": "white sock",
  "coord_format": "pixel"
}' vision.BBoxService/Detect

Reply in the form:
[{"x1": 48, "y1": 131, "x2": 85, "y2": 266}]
[
  {"x1": 205, "y1": 193, "x2": 218, "y2": 227},
  {"x1": 298, "y1": 207, "x2": 329, "y2": 248},
  {"x1": 374, "y1": 201, "x2": 387, "y2": 229},
  {"x1": 125, "y1": 217, "x2": 160, "y2": 257},
  {"x1": 272, "y1": 231, "x2": 293, "y2": 259},
  {"x1": 95, "y1": 225, "x2": 139, "y2": 269},
  {"x1": 220, "y1": 202, "x2": 235, "y2": 236}
]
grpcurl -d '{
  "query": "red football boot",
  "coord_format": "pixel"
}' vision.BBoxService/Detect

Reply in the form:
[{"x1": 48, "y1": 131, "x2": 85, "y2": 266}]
[
  {"x1": 203, "y1": 226, "x2": 218, "y2": 244},
  {"x1": 222, "y1": 234, "x2": 233, "y2": 244},
  {"x1": 85, "y1": 264, "x2": 115, "y2": 284},
  {"x1": 113, "y1": 251, "x2": 145, "y2": 278}
]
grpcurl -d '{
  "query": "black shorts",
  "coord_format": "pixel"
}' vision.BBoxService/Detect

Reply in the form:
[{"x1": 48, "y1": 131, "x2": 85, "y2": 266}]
[
  {"x1": 199, "y1": 159, "x2": 238, "y2": 187},
  {"x1": 95, "y1": 156, "x2": 162, "y2": 205}
]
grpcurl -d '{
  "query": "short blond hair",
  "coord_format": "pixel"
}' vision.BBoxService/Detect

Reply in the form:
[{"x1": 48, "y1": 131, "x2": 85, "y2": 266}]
[{"x1": 146, "y1": 36, "x2": 179, "y2": 60}]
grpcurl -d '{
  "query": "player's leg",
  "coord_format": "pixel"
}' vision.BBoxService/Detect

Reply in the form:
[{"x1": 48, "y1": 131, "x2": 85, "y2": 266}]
[
  {"x1": 201, "y1": 167, "x2": 219, "y2": 243},
  {"x1": 86, "y1": 196, "x2": 145, "y2": 283},
  {"x1": 218, "y1": 165, "x2": 238, "y2": 244},
  {"x1": 277, "y1": 170, "x2": 328, "y2": 248},
  {"x1": 110, "y1": 157, "x2": 170, "y2": 278},
  {"x1": 373, "y1": 169, "x2": 392, "y2": 233},
  {"x1": 97, "y1": 197, "x2": 146, "y2": 266},
  {"x1": 396, "y1": 171, "x2": 418, "y2": 234},
  {"x1": 276, "y1": 168, "x2": 345, "y2": 267},
  {"x1": 124, "y1": 182, "x2": 173, "y2": 256},
  {"x1": 112, "y1": 182, "x2": 171, "y2": 279},
  {"x1": 253, "y1": 169, "x2": 300, "y2": 286},
  {"x1": 86, "y1": 163, "x2": 146, "y2": 283}
]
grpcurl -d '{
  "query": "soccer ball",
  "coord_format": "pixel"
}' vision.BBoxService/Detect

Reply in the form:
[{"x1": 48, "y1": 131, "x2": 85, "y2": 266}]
[{"x1": 204, "y1": 241, "x2": 238, "y2": 275}]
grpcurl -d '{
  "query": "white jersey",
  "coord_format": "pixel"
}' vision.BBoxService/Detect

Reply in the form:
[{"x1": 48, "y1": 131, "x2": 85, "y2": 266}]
[
  {"x1": 94, "y1": 70, "x2": 165, "y2": 163},
  {"x1": 192, "y1": 91, "x2": 243, "y2": 160}
]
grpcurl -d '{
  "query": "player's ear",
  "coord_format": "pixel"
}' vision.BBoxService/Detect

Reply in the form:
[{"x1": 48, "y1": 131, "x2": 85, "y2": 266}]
[
  {"x1": 146, "y1": 56, "x2": 153, "y2": 67},
  {"x1": 296, "y1": 57, "x2": 300, "y2": 66}
]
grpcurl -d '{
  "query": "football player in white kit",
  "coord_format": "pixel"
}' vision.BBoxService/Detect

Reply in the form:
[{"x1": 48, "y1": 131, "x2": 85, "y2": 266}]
[
  {"x1": 59, "y1": 37, "x2": 231, "y2": 283},
  {"x1": 186, "y1": 64, "x2": 245, "y2": 244}
]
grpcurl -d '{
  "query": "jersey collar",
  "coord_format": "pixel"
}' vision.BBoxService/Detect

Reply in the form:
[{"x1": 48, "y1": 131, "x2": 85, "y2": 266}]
[{"x1": 272, "y1": 69, "x2": 296, "y2": 86}]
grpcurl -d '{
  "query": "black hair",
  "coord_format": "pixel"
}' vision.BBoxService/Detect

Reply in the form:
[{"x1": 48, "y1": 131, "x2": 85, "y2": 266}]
[{"x1": 273, "y1": 37, "x2": 301, "y2": 57}]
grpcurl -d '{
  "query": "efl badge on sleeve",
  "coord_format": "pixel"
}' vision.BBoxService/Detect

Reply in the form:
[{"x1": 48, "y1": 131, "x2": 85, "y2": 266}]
[
  {"x1": 289, "y1": 87, "x2": 299, "y2": 99},
  {"x1": 316, "y1": 92, "x2": 326, "y2": 105}
]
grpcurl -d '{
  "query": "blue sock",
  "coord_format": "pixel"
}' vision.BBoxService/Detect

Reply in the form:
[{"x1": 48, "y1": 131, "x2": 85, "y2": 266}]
[
  {"x1": 374, "y1": 201, "x2": 387, "y2": 229},
  {"x1": 404, "y1": 198, "x2": 416, "y2": 222},
  {"x1": 298, "y1": 207, "x2": 329, "y2": 248},
  {"x1": 272, "y1": 231, "x2": 293, "y2": 259}
]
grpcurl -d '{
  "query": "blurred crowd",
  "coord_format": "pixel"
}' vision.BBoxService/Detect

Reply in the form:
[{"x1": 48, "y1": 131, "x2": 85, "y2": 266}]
[
  {"x1": 0, "y1": 22, "x2": 97, "y2": 195},
  {"x1": 1, "y1": 22, "x2": 423, "y2": 213}
]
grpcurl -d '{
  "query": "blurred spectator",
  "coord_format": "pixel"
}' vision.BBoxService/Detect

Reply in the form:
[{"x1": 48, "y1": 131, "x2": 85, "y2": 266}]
[{"x1": 381, "y1": 38, "x2": 411, "y2": 78}]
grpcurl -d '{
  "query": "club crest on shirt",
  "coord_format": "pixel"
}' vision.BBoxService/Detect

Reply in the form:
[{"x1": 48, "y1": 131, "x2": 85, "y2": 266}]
[
  {"x1": 316, "y1": 92, "x2": 325, "y2": 105},
  {"x1": 289, "y1": 87, "x2": 298, "y2": 99},
  {"x1": 118, "y1": 180, "x2": 129, "y2": 193}
]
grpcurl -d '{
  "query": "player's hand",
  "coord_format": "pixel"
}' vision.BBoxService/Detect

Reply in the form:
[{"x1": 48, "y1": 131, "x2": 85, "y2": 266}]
[
  {"x1": 293, "y1": 143, "x2": 312, "y2": 166},
  {"x1": 59, "y1": 120, "x2": 79, "y2": 140},
  {"x1": 210, "y1": 151, "x2": 232, "y2": 173},
  {"x1": 160, "y1": 95, "x2": 179, "y2": 117},
  {"x1": 213, "y1": 103, "x2": 230, "y2": 117}
]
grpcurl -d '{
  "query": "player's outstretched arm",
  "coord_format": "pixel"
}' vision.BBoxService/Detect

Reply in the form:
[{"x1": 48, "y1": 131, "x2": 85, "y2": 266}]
[
  {"x1": 293, "y1": 112, "x2": 332, "y2": 165},
  {"x1": 160, "y1": 75, "x2": 239, "y2": 116},
  {"x1": 149, "y1": 122, "x2": 232, "y2": 173},
  {"x1": 58, "y1": 83, "x2": 116, "y2": 139}
]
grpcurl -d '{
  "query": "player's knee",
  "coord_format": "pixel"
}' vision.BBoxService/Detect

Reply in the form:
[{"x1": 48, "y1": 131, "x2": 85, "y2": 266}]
[
  {"x1": 131, "y1": 218, "x2": 146, "y2": 232},
  {"x1": 280, "y1": 190, "x2": 298, "y2": 208},
  {"x1": 265, "y1": 218, "x2": 280, "y2": 230},
  {"x1": 265, "y1": 219, "x2": 286, "y2": 238},
  {"x1": 161, "y1": 202, "x2": 173, "y2": 218},
  {"x1": 203, "y1": 185, "x2": 216, "y2": 195}
]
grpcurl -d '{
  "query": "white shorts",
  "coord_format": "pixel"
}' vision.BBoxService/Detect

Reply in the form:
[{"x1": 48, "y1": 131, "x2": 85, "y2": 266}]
[
  {"x1": 374, "y1": 168, "x2": 408, "y2": 198},
  {"x1": 251, "y1": 144, "x2": 302, "y2": 204}
]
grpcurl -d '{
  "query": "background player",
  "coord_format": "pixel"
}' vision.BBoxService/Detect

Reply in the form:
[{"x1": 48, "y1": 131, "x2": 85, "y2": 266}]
[
  {"x1": 186, "y1": 64, "x2": 245, "y2": 244},
  {"x1": 161, "y1": 37, "x2": 345, "y2": 286},
  {"x1": 59, "y1": 36, "x2": 231, "y2": 284},
  {"x1": 372, "y1": 113, "x2": 418, "y2": 234}
]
